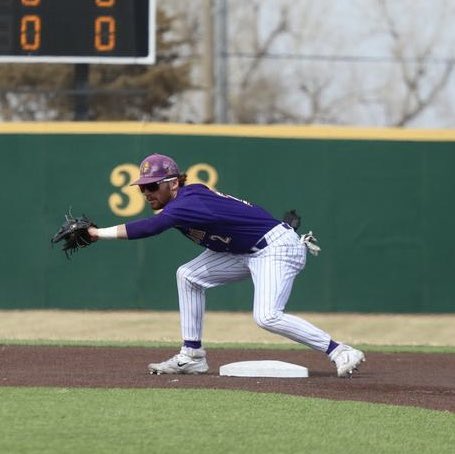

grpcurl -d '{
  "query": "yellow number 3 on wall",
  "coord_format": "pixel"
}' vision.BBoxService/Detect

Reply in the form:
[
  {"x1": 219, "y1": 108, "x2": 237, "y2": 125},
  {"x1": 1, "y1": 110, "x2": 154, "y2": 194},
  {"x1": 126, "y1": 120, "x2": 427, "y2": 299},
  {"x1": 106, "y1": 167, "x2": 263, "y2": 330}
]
[{"x1": 108, "y1": 164, "x2": 145, "y2": 217}]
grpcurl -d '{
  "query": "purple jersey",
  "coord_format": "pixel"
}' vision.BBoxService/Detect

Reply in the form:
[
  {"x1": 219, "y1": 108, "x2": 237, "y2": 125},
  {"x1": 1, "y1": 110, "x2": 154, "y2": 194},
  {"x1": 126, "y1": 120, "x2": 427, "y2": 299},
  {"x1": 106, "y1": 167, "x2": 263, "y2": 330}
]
[{"x1": 125, "y1": 184, "x2": 281, "y2": 253}]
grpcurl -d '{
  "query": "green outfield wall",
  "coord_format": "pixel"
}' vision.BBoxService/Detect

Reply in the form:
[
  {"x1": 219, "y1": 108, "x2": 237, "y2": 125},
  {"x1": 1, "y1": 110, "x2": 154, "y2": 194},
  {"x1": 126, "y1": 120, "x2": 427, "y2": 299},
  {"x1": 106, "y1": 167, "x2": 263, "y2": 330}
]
[{"x1": 0, "y1": 123, "x2": 454, "y2": 313}]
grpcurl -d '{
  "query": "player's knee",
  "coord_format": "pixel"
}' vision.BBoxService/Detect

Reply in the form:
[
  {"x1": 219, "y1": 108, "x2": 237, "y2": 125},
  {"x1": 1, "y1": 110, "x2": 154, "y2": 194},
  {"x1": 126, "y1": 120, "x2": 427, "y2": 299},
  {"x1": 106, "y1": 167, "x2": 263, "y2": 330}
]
[
  {"x1": 176, "y1": 264, "x2": 202, "y2": 289},
  {"x1": 176, "y1": 264, "x2": 192, "y2": 284},
  {"x1": 253, "y1": 310, "x2": 283, "y2": 331}
]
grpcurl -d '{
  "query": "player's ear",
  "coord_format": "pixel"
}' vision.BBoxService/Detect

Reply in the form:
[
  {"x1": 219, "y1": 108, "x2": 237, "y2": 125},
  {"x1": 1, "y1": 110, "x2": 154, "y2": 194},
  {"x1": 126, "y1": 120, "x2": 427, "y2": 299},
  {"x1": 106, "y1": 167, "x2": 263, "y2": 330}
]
[{"x1": 169, "y1": 178, "x2": 180, "y2": 197}]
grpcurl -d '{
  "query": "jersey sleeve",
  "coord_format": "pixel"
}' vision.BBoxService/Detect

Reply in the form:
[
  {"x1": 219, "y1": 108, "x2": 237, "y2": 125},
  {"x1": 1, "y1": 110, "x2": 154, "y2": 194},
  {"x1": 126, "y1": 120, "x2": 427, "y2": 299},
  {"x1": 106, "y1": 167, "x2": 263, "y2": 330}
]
[{"x1": 125, "y1": 213, "x2": 175, "y2": 239}]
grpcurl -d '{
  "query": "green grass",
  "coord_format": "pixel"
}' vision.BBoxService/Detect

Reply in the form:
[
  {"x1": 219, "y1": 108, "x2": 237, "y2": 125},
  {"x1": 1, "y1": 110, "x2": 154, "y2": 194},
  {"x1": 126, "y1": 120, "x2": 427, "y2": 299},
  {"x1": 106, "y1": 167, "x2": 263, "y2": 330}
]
[
  {"x1": 0, "y1": 388, "x2": 453, "y2": 454},
  {"x1": 1, "y1": 338, "x2": 455, "y2": 353}
]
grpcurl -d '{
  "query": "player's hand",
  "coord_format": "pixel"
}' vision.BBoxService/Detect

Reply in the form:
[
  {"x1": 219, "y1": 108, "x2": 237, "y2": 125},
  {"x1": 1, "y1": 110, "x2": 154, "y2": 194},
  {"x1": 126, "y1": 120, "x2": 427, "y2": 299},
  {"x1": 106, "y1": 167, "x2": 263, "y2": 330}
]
[
  {"x1": 87, "y1": 226, "x2": 99, "y2": 242},
  {"x1": 301, "y1": 231, "x2": 321, "y2": 256},
  {"x1": 51, "y1": 211, "x2": 97, "y2": 258}
]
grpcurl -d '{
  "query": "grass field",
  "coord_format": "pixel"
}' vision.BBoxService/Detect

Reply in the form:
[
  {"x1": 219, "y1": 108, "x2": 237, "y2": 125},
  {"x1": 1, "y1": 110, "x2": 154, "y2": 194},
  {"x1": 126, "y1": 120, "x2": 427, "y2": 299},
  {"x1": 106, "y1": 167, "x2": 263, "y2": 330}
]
[
  {"x1": 1, "y1": 338, "x2": 455, "y2": 353},
  {"x1": 1, "y1": 387, "x2": 454, "y2": 454},
  {"x1": 1, "y1": 310, "x2": 454, "y2": 346}
]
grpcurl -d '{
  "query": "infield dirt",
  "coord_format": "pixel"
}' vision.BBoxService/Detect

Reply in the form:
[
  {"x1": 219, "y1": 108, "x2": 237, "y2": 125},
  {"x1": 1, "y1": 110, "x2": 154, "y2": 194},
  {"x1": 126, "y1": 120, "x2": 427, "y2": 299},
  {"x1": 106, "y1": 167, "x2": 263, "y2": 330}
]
[
  {"x1": 1, "y1": 311, "x2": 454, "y2": 412},
  {"x1": 1, "y1": 345, "x2": 454, "y2": 412}
]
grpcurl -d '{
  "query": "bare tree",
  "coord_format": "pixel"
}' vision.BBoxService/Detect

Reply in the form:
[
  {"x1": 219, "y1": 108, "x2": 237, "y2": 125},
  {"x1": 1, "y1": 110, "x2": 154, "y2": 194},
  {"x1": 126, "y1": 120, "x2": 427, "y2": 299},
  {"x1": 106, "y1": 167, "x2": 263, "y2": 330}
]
[
  {"x1": 228, "y1": 0, "x2": 455, "y2": 126},
  {"x1": 365, "y1": 0, "x2": 455, "y2": 126},
  {"x1": 229, "y1": 2, "x2": 291, "y2": 123}
]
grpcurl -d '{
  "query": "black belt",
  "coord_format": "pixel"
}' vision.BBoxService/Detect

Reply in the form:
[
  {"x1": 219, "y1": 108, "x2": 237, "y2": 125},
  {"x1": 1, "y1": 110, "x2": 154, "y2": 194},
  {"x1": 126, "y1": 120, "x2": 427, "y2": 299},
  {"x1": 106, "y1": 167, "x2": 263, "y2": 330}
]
[{"x1": 248, "y1": 223, "x2": 292, "y2": 253}]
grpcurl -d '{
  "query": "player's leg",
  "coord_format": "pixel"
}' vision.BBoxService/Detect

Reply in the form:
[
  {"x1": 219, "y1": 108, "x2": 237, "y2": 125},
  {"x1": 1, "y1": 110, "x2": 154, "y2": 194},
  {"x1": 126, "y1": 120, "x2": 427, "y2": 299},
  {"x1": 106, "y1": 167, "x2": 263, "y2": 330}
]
[
  {"x1": 176, "y1": 249, "x2": 249, "y2": 340},
  {"x1": 148, "y1": 249, "x2": 249, "y2": 375},
  {"x1": 248, "y1": 229, "x2": 332, "y2": 352},
  {"x1": 248, "y1": 229, "x2": 365, "y2": 376}
]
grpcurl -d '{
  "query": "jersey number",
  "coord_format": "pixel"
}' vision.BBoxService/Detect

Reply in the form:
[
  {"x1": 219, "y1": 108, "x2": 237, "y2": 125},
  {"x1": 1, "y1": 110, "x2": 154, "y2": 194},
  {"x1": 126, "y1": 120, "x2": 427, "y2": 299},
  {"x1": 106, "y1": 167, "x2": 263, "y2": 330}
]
[{"x1": 209, "y1": 235, "x2": 232, "y2": 244}]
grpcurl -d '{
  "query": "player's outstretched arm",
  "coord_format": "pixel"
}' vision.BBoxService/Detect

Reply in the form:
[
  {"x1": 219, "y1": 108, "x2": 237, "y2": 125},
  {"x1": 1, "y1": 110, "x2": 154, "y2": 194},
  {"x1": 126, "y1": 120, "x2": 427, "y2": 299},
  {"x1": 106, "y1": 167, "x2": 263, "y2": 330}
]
[{"x1": 88, "y1": 225, "x2": 128, "y2": 241}]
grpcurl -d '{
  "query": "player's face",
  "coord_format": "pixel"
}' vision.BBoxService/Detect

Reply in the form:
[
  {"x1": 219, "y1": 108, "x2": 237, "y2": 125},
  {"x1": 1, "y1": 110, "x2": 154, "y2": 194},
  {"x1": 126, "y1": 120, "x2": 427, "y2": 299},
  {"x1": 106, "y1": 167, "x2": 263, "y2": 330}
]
[{"x1": 140, "y1": 178, "x2": 178, "y2": 210}]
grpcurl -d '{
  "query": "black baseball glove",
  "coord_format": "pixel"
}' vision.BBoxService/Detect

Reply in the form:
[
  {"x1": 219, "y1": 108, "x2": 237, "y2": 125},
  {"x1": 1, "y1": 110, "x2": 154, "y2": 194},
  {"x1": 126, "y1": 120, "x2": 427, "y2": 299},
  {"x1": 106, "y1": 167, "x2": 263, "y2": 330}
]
[
  {"x1": 283, "y1": 209, "x2": 301, "y2": 231},
  {"x1": 51, "y1": 211, "x2": 97, "y2": 258}
]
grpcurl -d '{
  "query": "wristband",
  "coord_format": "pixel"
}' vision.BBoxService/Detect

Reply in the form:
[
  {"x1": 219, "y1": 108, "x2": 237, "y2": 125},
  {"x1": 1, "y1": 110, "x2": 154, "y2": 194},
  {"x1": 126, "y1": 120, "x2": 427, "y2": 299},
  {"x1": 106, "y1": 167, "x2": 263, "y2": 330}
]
[{"x1": 97, "y1": 226, "x2": 118, "y2": 240}]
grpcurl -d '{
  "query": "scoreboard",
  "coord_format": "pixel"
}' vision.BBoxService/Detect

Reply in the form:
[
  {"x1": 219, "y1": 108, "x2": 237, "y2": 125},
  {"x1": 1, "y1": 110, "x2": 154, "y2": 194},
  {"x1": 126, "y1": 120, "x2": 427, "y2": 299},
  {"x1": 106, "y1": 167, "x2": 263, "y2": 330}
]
[{"x1": 0, "y1": 0, "x2": 155, "y2": 64}]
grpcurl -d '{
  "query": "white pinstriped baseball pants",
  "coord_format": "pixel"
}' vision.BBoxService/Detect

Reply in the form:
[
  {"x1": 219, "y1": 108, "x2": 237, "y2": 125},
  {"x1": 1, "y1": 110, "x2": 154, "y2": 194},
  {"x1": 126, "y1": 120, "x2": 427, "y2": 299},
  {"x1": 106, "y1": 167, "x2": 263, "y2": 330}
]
[{"x1": 176, "y1": 224, "x2": 331, "y2": 352}]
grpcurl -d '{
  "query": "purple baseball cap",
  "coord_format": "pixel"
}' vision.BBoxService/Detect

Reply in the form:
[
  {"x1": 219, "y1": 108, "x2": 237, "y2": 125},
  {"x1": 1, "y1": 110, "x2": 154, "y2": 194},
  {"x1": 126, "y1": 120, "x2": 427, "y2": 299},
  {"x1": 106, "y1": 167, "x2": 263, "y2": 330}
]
[{"x1": 131, "y1": 153, "x2": 180, "y2": 185}]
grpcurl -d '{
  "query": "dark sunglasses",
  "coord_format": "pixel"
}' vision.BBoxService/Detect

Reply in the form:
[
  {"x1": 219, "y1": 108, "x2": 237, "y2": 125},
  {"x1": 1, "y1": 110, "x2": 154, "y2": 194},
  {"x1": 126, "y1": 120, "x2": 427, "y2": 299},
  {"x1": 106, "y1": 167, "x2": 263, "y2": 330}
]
[{"x1": 139, "y1": 176, "x2": 177, "y2": 193}]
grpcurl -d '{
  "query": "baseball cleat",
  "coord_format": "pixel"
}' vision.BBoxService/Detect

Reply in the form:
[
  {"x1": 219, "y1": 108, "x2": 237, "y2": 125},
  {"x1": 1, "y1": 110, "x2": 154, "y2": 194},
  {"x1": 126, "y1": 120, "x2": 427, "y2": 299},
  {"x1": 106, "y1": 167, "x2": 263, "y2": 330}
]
[
  {"x1": 329, "y1": 344, "x2": 365, "y2": 378},
  {"x1": 148, "y1": 346, "x2": 209, "y2": 375}
]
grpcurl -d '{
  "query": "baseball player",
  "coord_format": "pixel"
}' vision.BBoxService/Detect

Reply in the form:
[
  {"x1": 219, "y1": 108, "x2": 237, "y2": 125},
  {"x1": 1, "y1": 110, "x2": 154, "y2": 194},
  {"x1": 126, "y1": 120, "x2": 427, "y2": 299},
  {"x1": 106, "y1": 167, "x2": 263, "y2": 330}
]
[{"x1": 88, "y1": 153, "x2": 365, "y2": 378}]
